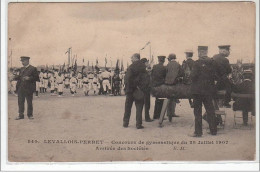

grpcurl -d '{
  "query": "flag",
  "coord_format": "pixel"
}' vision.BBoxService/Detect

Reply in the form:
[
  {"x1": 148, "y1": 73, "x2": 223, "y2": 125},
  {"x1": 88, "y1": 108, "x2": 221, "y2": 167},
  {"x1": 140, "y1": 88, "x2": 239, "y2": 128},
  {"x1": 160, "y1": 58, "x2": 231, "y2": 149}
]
[
  {"x1": 46, "y1": 64, "x2": 48, "y2": 71},
  {"x1": 105, "y1": 57, "x2": 107, "y2": 67},
  {"x1": 141, "y1": 41, "x2": 151, "y2": 50},
  {"x1": 62, "y1": 62, "x2": 65, "y2": 72},
  {"x1": 91, "y1": 62, "x2": 94, "y2": 72},
  {"x1": 83, "y1": 58, "x2": 84, "y2": 63},
  {"x1": 96, "y1": 58, "x2": 99, "y2": 65},
  {"x1": 82, "y1": 65, "x2": 85, "y2": 73},
  {"x1": 87, "y1": 60, "x2": 89, "y2": 71},
  {"x1": 115, "y1": 59, "x2": 120, "y2": 74},
  {"x1": 74, "y1": 59, "x2": 77, "y2": 72},
  {"x1": 121, "y1": 59, "x2": 124, "y2": 71}
]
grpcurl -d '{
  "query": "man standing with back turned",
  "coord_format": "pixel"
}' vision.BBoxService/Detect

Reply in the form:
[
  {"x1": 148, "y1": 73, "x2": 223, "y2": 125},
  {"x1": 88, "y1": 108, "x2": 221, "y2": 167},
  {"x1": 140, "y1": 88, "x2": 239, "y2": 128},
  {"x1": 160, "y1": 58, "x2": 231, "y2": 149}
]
[
  {"x1": 190, "y1": 46, "x2": 217, "y2": 137},
  {"x1": 212, "y1": 45, "x2": 232, "y2": 107},
  {"x1": 123, "y1": 53, "x2": 148, "y2": 129},
  {"x1": 15, "y1": 56, "x2": 39, "y2": 120}
]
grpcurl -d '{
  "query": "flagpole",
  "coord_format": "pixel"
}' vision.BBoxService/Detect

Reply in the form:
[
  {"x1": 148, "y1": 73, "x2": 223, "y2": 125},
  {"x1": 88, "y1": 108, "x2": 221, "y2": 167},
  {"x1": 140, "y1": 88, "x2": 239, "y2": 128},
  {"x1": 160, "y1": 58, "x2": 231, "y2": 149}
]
[
  {"x1": 149, "y1": 42, "x2": 151, "y2": 62},
  {"x1": 9, "y1": 38, "x2": 12, "y2": 68}
]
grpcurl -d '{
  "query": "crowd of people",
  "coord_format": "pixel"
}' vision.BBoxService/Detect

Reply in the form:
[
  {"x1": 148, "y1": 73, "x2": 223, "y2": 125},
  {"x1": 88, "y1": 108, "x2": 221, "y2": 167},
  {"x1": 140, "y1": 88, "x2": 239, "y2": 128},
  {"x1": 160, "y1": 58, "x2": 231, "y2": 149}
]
[
  {"x1": 123, "y1": 45, "x2": 255, "y2": 137},
  {"x1": 8, "y1": 66, "x2": 126, "y2": 97},
  {"x1": 9, "y1": 45, "x2": 255, "y2": 137}
]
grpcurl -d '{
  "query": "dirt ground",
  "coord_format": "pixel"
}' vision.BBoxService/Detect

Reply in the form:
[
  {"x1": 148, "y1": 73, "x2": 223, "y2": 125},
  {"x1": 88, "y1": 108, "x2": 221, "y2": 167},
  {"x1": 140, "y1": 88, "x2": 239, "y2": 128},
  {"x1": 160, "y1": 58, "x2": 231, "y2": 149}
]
[{"x1": 8, "y1": 88, "x2": 256, "y2": 162}]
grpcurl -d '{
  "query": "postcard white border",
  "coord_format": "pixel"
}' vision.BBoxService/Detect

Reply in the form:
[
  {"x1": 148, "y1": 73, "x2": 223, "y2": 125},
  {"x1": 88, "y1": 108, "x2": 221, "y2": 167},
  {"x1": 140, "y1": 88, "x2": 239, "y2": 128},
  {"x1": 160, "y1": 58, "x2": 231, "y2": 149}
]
[{"x1": 1, "y1": 0, "x2": 259, "y2": 171}]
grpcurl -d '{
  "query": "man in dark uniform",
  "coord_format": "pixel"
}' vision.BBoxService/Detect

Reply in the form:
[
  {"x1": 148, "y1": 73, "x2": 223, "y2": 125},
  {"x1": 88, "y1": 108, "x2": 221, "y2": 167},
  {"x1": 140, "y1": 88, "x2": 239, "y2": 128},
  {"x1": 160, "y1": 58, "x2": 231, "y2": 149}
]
[
  {"x1": 140, "y1": 58, "x2": 153, "y2": 122},
  {"x1": 123, "y1": 53, "x2": 148, "y2": 129},
  {"x1": 182, "y1": 50, "x2": 195, "y2": 108},
  {"x1": 151, "y1": 56, "x2": 166, "y2": 119},
  {"x1": 233, "y1": 70, "x2": 255, "y2": 126},
  {"x1": 15, "y1": 56, "x2": 39, "y2": 120},
  {"x1": 212, "y1": 45, "x2": 232, "y2": 107},
  {"x1": 165, "y1": 53, "x2": 183, "y2": 119},
  {"x1": 190, "y1": 46, "x2": 217, "y2": 137}
]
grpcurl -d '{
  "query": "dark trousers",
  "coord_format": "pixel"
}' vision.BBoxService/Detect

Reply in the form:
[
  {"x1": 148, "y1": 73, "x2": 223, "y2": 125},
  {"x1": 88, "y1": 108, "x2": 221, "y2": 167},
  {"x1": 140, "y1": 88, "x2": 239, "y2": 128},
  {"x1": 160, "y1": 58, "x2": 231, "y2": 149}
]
[
  {"x1": 144, "y1": 92, "x2": 151, "y2": 120},
  {"x1": 123, "y1": 93, "x2": 144, "y2": 127},
  {"x1": 153, "y1": 98, "x2": 163, "y2": 119},
  {"x1": 217, "y1": 77, "x2": 232, "y2": 104},
  {"x1": 242, "y1": 110, "x2": 248, "y2": 124},
  {"x1": 98, "y1": 81, "x2": 103, "y2": 95},
  {"x1": 193, "y1": 94, "x2": 217, "y2": 135},
  {"x1": 167, "y1": 98, "x2": 176, "y2": 117},
  {"x1": 18, "y1": 91, "x2": 33, "y2": 117}
]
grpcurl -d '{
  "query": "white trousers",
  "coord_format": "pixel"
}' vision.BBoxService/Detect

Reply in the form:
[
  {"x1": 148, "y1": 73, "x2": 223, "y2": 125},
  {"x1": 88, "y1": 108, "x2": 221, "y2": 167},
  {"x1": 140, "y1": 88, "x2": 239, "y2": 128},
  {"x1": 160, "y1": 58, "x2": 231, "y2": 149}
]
[{"x1": 102, "y1": 79, "x2": 111, "y2": 92}]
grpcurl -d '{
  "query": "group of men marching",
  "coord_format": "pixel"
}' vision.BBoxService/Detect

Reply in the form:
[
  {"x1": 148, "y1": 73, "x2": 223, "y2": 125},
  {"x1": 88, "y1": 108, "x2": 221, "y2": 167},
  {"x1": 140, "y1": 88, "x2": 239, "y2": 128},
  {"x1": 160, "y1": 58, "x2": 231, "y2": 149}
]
[
  {"x1": 123, "y1": 45, "x2": 255, "y2": 137},
  {"x1": 9, "y1": 67, "x2": 126, "y2": 97}
]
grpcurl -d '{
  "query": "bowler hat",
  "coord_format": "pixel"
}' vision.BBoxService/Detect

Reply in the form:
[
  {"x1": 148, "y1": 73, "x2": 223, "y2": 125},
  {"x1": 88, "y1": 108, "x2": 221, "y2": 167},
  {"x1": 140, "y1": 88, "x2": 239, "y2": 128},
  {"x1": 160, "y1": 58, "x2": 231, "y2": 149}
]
[{"x1": 140, "y1": 58, "x2": 148, "y2": 63}]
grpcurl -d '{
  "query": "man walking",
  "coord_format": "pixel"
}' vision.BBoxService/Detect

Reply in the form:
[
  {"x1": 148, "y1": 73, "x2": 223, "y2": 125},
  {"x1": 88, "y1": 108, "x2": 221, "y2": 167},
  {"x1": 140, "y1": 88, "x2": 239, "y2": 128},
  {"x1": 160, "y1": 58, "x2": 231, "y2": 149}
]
[
  {"x1": 15, "y1": 56, "x2": 39, "y2": 120},
  {"x1": 190, "y1": 46, "x2": 217, "y2": 137}
]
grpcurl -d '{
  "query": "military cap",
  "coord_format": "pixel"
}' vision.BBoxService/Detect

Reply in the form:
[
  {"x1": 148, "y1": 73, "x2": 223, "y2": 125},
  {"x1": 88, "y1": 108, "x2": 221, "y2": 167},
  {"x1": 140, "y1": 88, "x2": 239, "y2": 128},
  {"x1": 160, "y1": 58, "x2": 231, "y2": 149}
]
[
  {"x1": 168, "y1": 53, "x2": 176, "y2": 60},
  {"x1": 158, "y1": 56, "x2": 166, "y2": 61},
  {"x1": 140, "y1": 58, "x2": 148, "y2": 63},
  {"x1": 198, "y1": 46, "x2": 208, "y2": 51},
  {"x1": 185, "y1": 50, "x2": 193, "y2": 57},
  {"x1": 218, "y1": 45, "x2": 230, "y2": 50},
  {"x1": 20, "y1": 56, "x2": 30, "y2": 61}
]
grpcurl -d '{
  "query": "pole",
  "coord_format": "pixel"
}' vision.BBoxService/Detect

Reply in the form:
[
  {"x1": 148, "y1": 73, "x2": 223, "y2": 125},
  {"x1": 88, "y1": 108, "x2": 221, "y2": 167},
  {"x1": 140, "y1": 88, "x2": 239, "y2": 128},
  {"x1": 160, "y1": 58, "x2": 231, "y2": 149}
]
[
  {"x1": 10, "y1": 50, "x2": 12, "y2": 68},
  {"x1": 149, "y1": 43, "x2": 151, "y2": 62},
  {"x1": 68, "y1": 48, "x2": 70, "y2": 68},
  {"x1": 9, "y1": 38, "x2": 12, "y2": 68}
]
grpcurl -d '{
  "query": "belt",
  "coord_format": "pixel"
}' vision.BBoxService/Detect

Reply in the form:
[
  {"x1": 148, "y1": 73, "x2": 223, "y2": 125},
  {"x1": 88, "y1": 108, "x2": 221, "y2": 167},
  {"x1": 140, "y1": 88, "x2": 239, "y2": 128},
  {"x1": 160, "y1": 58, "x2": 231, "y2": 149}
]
[
  {"x1": 58, "y1": 83, "x2": 63, "y2": 84},
  {"x1": 89, "y1": 78, "x2": 93, "y2": 79},
  {"x1": 44, "y1": 78, "x2": 48, "y2": 79},
  {"x1": 93, "y1": 82, "x2": 97, "y2": 84},
  {"x1": 72, "y1": 82, "x2": 76, "y2": 84},
  {"x1": 103, "y1": 78, "x2": 109, "y2": 80},
  {"x1": 83, "y1": 82, "x2": 89, "y2": 84}
]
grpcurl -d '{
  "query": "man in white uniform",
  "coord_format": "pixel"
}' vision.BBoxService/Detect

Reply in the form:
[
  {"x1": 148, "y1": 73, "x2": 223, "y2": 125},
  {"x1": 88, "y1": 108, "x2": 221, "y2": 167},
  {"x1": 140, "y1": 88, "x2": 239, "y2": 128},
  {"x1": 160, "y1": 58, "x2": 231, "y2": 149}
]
[
  {"x1": 39, "y1": 69, "x2": 44, "y2": 93},
  {"x1": 77, "y1": 72, "x2": 83, "y2": 89},
  {"x1": 82, "y1": 74, "x2": 89, "y2": 96},
  {"x1": 56, "y1": 73, "x2": 64, "y2": 97},
  {"x1": 101, "y1": 68, "x2": 111, "y2": 95},
  {"x1": 43, "y1": 70, "x2": 48, "y2": 93},
  {"x1": 70, "y1": 75, "x2": 77, "y2": 96}
]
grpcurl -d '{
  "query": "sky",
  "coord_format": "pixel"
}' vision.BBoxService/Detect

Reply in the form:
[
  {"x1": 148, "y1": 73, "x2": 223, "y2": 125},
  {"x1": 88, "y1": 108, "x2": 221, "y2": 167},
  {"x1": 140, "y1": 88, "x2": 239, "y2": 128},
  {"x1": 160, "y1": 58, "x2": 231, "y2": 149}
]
[{"x1": 8, "y1": 2, "x2": 256, "y2": 68}]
